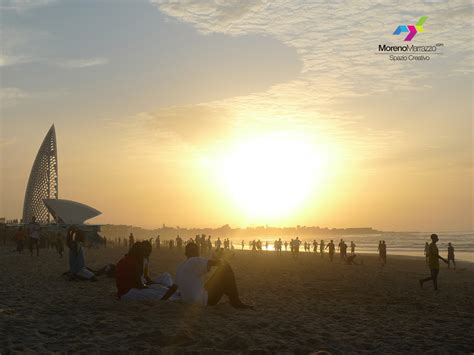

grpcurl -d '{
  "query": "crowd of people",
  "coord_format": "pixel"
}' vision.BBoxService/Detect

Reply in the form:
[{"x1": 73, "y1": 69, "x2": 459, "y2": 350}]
[{"x1": 4, "y1": 218, "x2": 461, "y2": 296}]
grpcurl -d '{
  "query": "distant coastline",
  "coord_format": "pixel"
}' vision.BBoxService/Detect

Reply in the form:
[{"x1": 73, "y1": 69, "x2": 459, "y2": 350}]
[{"x1": 101, "y1": 224, "x2": 381, "y2": 240}]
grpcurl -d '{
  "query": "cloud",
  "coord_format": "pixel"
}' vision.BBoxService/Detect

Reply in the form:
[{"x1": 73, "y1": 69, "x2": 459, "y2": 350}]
[
  {"x1": 0, "y1": 87, "x2": 32, "y2": 107},
  {"x1": 151, "y1": 0, "x2": 268, "y2": 35},
  {"x1": 58, "y1": 57, "x2": 109, "y2": 68},
  {"x1": 143, "y1": 0, "x2": 473, "y2": 166},
  {"x1": 0, "y1": 0, "x2": 57, "y2": 11}
]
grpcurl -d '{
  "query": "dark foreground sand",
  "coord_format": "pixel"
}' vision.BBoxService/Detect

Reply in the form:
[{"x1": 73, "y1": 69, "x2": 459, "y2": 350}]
[{"x1": 1, "y1": 245, "x2": 473, "y2": 354}]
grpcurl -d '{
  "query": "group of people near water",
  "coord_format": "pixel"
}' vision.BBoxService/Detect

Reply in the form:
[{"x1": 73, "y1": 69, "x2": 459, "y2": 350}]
[{"x1": 7, "y1": 218, "x2": 461, "y2": 295}]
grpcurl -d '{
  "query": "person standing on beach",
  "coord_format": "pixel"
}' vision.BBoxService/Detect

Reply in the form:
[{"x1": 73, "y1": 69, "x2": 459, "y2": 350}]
[
  {"x1": 155, "y1": 235, "x2": 160, "y2": 250},
  {"x1": 419, "y1": 234, "x2": 447, "y2": 290},
  {"x1": 447, "y1": 243, "x2": 456, "y2": 269},
  {"x1": 350, "y1": 241, "x2": 356, "y2": 254},
  {"x1": 381, "y1": 241, "x2": 387, "y2": 266},
  {"x1": 28, "y1": 216, "x2": 41, "y2": 257},
  {"x1": 55, "y1": 232, "x2": 64, "y2": 258},
  {"x1": 320, "y1": 240, "x2": 325, "y2": 257},
  {"x1": 326, "y1": 240, "x2": 335, "y2": 262},
  {"x1": 241, "y1": 240, "x2": 244, "y2": 250},
  {"x1": 129, "y1": 233, "x2": 135, "y2": 248},
  {"x1": 338, "y1": 239, "x2": 345, "y2": 260},
  {"x1": 14, "y1": 226, "x2": 26, "y2": 254},
  {"x1": 313, "y1": 240, "x2": 318, "y2": 253}
]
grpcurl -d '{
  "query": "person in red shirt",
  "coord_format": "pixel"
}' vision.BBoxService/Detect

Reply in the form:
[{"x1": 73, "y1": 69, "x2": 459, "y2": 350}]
[{"x1": 116, "y1": 241, "x2": 175, "y2": 300}]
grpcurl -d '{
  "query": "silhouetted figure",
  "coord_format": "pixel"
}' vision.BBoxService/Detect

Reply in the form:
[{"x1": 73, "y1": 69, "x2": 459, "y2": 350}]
[
  {"x1": 380, "y1": 241, "x2": 387, "y2": 266},
  {"x1": 424, "y1": 242, "x2": 429, "y2": 264},
  {"x1": 326, "y1": 240, "x2": 335, "y2": 262},
  {"x1": 241, "y1": 240, "x2": 244, "y2": 250},
  {"x1": 312, "y1": 240, "x2": 318, "y2": 253},
  {"x1": 215, "y1": 237, "x2": 222, "y2": 250},
  {"x1": 176, "y1": 235, "x2": 183, "y2": 250},
  {"x1": 162, "y1": 243, "x2": 252, "y2": 309},
  {"x1": 320, "y1": 240, "x2": 325, "y2": 257},
  {"x1": 155, "y1": 235, "x2": 160, "y2": 250},
  {"x1": 28, "y1": 216, "x2": 40, "y2": 257},
  {"x1": 129, "y1": 233, "x2": 135, "y2": 249},
  {"x1": 350, "y1": 241, "x2": 356, "y2": 254},
  {"x1": 14, "y1": 227, "x2": 26, "y2": 254},
  {"x1": 284, "y1": 241, "x2": 288, "y2": 251},
  {"x1": 56, "y1": 232, "x2": 64, "y2": 258},
  {"x1": 338, "y1": 239, "x2": 346, "y2": 260},
  {"x1": 419, "y1": 234, "x2": 447, "y2": 290},
  {"x1": 447, "y1": 243, "x2": 456, "y2": 269}
]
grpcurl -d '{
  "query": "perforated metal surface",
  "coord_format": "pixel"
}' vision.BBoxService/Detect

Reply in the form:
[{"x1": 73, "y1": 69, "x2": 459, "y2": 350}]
[{"x1": 22, "y1": 125, "x2": 58, "y2": 224}]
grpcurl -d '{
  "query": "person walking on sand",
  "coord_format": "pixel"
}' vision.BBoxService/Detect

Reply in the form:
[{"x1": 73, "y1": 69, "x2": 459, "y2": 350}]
[
  {"x1": 419, "y1": 234, "x2": 448, "y2": 291},
  {"x1": 447, "y1": 243, "x2": 456, "y2": 269},
  {"x1": 424, "y1": 242, "x2": 429, "y2": 264},
  {"x1": 313, "y1": 240, "x2": 318, "y2": 253},
  {"x1": 28, "y1": 216, "x2": 41, "y2": 257},
  {"x1": 350, "y1": 241, "x2": 356, "y2": 254},
  {"x1": 326, "y1": 240, "x2": 335, "y2": 262},
  {"x1": 320, "y1": 240, "x2": 325, "y2": 257}
]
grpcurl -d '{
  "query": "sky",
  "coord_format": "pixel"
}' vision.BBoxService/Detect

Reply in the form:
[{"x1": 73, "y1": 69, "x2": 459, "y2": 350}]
[{"x1": 1, "y1": 0, "x2": 472, "y2": 231}]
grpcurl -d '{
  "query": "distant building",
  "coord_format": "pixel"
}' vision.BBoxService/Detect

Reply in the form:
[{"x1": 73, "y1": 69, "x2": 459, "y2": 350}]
[
  {"x1": 22, "y1": 124, "x2": 101, "y2": 225},
  {"x1": 22, "y1": 124, "x2": 58, "y2": 223}
]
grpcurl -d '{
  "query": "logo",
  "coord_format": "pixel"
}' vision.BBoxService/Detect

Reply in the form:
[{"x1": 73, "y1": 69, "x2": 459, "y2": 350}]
[{"x1": 393, "y1": 16, "x2": 427, "y2": 41}]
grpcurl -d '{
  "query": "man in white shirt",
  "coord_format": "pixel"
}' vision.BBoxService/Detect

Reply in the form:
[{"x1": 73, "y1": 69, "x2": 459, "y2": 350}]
[
  {"x1": 28, "y1": 216, "x2": 41, "y2": 257},
  {"x1": 162, "y1": 243, "x2": 252, "y2": 309}
]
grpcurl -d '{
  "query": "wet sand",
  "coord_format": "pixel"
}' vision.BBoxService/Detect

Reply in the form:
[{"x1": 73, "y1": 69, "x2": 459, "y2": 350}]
[{"x1": 1, "y1": 245, "x2": 473, "y2": 353}]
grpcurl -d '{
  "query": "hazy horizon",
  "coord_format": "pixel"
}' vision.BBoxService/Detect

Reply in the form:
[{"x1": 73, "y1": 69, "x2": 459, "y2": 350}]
[{"x1": 1, "y1": 0, "x2": 473, "y2": 231}]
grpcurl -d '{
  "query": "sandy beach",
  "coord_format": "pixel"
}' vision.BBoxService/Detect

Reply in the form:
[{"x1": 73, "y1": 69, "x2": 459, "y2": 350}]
[{"x1": 1, "y1": 244, "x2": 473, "y2": 353}]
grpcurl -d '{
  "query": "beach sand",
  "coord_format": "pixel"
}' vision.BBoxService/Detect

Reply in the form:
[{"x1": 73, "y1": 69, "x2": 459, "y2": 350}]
[{"x1": 1, "y1": 245, "x2": 473, "y2": 353}]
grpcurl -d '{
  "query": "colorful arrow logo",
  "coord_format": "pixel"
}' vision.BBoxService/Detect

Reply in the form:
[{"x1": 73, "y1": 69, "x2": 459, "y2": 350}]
[{"x1": 393, "y1": 16, "x2": 427, "y2": 41}]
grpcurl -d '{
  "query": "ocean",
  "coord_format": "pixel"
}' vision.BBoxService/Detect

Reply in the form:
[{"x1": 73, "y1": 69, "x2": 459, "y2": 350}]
[{"x1": 236, "y1": 232, "x2": 474, "y2": 262}]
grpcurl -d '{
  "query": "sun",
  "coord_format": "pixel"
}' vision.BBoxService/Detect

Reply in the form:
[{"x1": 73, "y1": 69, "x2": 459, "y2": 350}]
[{"x1": 215, "y1": 132, "x2": 329, "y2": 222}]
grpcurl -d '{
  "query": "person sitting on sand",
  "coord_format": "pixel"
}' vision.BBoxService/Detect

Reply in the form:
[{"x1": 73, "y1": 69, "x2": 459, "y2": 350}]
[
  {"x1": 419, "y1": 234, "x2": 448, "y2": 291},
  {"x1": 447, "y1": 243, "x2": 456, "y2": 270},
  {"x1": 116, "y1": 241, "x2": 176, "y2": 300},
  {"x1": 66, "y1": 226, "x2": 97, "y2": 281},
  {"x1": 161, "y1": 243, "x2": 252, "y2": 309},
  {"x1": 140, "y1": 240, "x2": 173, "y2": 287}
]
